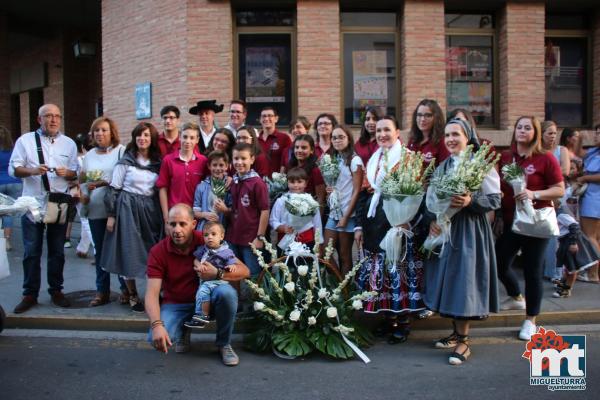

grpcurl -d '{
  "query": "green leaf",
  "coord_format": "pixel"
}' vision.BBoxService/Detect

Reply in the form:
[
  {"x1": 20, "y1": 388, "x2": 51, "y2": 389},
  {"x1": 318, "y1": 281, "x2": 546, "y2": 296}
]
[
  {"x1": 273, "y1": 331, "x2": 313, "y2": 357},
  {"x1": 244, "y1": 329, "x2": 272, "y2": 353}
]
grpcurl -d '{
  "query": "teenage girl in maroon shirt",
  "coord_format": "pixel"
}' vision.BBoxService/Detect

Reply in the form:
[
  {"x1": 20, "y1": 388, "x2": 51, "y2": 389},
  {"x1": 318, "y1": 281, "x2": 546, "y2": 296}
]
[
  {"x1": 407, "y1": 99, "x2": 449, "y2": 167},
  {"x1": 495, "y1": 116, "x2": 564, "y2": 341}
]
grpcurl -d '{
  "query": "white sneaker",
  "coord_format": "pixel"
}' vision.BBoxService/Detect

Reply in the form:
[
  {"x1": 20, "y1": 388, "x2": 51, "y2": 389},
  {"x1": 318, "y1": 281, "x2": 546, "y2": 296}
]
[
  {"x1": 500, "y1": 296, "x2": 526, "y2": 311},
  {"x1": 519, "y1": 320, "x2": 537, "y2": 341}
]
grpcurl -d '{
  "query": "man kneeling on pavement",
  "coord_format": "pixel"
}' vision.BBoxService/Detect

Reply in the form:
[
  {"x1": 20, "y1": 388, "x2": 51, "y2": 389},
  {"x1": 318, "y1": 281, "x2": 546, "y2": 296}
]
[{"x1": 145, "y1": 203, "x2": 250, "y2": 366}]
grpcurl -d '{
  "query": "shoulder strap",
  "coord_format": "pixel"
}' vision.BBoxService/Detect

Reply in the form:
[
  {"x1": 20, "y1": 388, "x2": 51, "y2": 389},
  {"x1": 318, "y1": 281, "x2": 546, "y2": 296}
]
[{"x1": 34, "y1": 132, "x2": 51, "y2": 192}]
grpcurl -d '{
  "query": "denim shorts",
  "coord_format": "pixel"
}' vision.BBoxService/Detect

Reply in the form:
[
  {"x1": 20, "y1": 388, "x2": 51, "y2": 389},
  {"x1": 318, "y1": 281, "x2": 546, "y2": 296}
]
[{"x1": 325, "y1": 216, "x2": 357, "y2": 233}]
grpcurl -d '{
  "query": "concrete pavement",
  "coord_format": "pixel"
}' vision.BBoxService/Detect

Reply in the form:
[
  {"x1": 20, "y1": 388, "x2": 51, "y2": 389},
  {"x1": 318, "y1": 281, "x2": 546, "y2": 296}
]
[{"x1": 1, "y1": 220, "x2": 599, "y2": 333}]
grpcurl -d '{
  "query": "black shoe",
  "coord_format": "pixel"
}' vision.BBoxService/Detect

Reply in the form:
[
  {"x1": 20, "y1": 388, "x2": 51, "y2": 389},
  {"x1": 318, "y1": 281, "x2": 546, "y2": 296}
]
[
  {"x1": 14, "y1": 296, "x2": 38, "y2": 313},
  {"x1": 129, "y1": 295, "x2": 145, "y2": 313},
  {"x1": 51, "y1": 292, "x2": 71, "y2": 308},
  {"x1": 183, "y1": 319, "x2": 207, "y2": 329},
  {"x1": 388, "y1": 319, "x2": 411, "y2": 345}
]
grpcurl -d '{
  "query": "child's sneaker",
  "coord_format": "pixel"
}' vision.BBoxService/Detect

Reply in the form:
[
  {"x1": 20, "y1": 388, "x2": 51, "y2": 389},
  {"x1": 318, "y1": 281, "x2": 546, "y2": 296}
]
[
  {"x1": 183, "y1": 314, "x2": 210, "y2": 329},
  {"x1": 64, "y1": 240, "x2": 72, "y2": 248}
]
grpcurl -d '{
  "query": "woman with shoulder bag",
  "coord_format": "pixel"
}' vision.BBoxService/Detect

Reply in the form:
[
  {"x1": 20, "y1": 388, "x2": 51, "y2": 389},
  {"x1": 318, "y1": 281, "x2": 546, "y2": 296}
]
[
  {"x1": 495, "y1": 116, "x2": 564, "y2": 341},
  {"x1": 80, "y1": 117, "x2": 127, "y2": 307}
]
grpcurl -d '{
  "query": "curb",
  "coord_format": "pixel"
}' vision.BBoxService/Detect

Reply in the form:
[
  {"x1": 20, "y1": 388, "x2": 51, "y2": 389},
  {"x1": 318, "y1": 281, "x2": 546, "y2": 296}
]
[{"x1": 6, "y1": 309, "x2": 600, "y2": 333}]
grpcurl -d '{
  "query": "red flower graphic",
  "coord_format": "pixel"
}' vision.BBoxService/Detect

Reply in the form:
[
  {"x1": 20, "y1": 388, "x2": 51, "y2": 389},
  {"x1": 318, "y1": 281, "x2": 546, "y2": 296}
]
[{"x1": 522, "y1": 327, "x2": 570, "y2": 371}]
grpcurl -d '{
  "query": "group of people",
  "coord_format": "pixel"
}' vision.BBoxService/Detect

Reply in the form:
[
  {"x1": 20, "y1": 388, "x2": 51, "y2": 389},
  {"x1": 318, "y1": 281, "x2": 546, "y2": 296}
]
[{"x1": 5, "y1": 97, "x2": 599, "y2": 366}]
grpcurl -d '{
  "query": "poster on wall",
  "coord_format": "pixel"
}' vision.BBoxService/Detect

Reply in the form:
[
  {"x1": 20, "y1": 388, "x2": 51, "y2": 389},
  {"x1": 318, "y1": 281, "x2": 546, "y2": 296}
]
[
  {"x1": 352, "y1": 50, "x2": 388, "y2": 124},
  {"x1": 135, "y1": 82, "x2": 152, "y2": 120},
  {"x1": 245, "y1": 47, "x2": 286, "y2": 103},
  {"x1": 446, "y1": 47, "x2": 491, "y2": 81},
  {"x1": 447, "y1": 81, "x2": 492, "y2": 119}
]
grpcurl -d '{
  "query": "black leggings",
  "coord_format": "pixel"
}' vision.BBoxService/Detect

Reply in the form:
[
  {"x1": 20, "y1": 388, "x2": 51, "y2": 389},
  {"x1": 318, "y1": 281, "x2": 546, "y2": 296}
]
[{"x1": 496, "y1": 229, "x2": 549, "y2": 317}]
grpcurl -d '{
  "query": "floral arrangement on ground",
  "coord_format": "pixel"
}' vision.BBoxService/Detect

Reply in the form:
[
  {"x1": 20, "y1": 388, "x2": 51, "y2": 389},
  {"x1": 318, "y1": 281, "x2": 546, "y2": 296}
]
[{"x1": 244, "y1": 239, "x2": 376, "y2": 360}]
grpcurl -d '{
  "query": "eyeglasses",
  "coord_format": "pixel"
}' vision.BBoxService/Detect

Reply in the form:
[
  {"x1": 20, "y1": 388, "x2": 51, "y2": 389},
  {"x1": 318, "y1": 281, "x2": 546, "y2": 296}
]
[
  {"x1": 42, "y1": 114, "x2": 62, "y2": 120},
  {"x1": 416, "y1": 113, "x2": 433, "y2": 119},
  {"x1": 261, "y1": 114, "x2": 276, "y2": 119},
  {"x1": 332, "y1": 135, "x2": 346, "y2": 141},
  {"x1": 318, "y1": 121, "x2": 332, "y2": 126},
  {"x1": 162, "y1": 116, "x2": 177, "y2": 120},
  {"x1": 230, "y1": 110, "x2": 244, "y2": 114}
]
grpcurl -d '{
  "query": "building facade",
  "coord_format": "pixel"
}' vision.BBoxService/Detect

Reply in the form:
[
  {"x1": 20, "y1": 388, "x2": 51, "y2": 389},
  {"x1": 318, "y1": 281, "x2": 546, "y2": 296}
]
[{"x1": 1, "y1": 0, "x2": 600, "y2": 146}]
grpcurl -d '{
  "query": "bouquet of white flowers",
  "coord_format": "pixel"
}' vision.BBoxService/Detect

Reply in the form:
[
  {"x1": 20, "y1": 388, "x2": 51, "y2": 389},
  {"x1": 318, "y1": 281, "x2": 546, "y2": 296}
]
[
  {"x1": 264, "y1": 172, "x2": 288, "y2": 205},
  {"x1": 423, "y1": 143, "x2": 499, "y2": 253},
  {"x1": 279, "y1": 193, "x2": 321, "y2": 250},
  {"x1": 501, "y1": 162, "x2": 558, "y2": 238},
  {"x1": 379, "y1": 148, "x2": 434, "y2": 264},
  {"x1": 85, "y1": 170, "x2": 104, "y2": 182},
  {"x1": 245, "y1": 237, "x2": 376, "y2": 361},
  {"x1": 318, "y1": 154, "x2": 343, "y2": 220}
]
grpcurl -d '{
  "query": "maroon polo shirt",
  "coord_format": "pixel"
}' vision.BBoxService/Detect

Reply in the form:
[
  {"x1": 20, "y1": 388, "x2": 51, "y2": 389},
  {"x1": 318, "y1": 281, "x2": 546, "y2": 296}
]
[
  {"x1": 258, "y1": 130, "x2": 292, "y2": 174},
  {"x1": 158, "y1": 132, "x2": 181, "y2": 158},
  {"x1": 225, "y1": 175, "x2": 270, "y2": 246},
  {"x1": 254, "y1": 153, "x2": 272, "y2": 178},
  {"x1": 499, "y1": 146, "x2": 563, "y2": 225},
  {"x1": 354, "y1": 139, "x2": 379, "y2": 166},
  {"x1": 407, "y1": 138, "x2": 450, "y2": 167},
  {"x1": 156, "y1": 152, "x2": 208, "y2": 208},
  {"x1": 147, "y1": 231, "x2": 205, "y2": 304}
]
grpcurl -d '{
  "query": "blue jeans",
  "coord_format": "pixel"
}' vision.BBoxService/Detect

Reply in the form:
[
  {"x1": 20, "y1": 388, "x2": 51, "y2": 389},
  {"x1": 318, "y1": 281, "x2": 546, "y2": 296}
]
[
  {"x1": 148, "y1": 284, "x2": 238, "y2": 347},
  {"x1": 0, "y1": 183, "x2": 23, "y2": 228},
  {"x1": 21, "y1": 215, "x2": 68, "y2": 297},
  {"x1": 89, "y1": 218, "x2": 126, "y2": 294},
  {"x1": 229, "y1": 243, "x2": 261, "y2": 276},
  {"x1": 195, "y1": 280, "x2": 229, "y2": 314}
]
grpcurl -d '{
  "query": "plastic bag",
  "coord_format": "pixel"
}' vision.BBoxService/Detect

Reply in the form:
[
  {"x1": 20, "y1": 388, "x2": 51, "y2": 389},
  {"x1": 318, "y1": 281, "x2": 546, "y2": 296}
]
[
  {"x1": 422, "y1": 187, "x2": 460, "y2": 253},
  {"x1": 509, "y1": 177, "x2": 559, "y2": 239},
  {"x1": 379, "y1": 194, "x2": 423, "y2": 264},
  {"x1": 0, "y1": 238, "x2": 9, "y2": 280},
  {"x1": 278, "y1": 214, "x2": 314, "y2": 250}
]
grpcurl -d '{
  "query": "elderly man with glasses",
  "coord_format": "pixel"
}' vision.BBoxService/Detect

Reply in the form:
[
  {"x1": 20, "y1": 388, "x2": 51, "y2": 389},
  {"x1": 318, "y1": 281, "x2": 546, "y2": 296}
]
[{"x1": 9, "y1": 104, "x2": 78, "y2": 313}]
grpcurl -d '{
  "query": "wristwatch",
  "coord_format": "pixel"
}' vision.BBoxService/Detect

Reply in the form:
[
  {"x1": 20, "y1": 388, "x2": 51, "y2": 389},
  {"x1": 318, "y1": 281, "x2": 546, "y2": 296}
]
[
  {"x1": 216, "y1": 269, "x2": 224, "y2": 280},
  {"x1": 533, "y1": 191, "x2": 540, "y2": 200}
]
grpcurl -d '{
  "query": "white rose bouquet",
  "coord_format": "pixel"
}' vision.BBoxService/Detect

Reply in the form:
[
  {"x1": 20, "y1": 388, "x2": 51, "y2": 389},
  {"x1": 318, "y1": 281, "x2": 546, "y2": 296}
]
[
  {"x1": 245, "y1": 237, "x2": 376, "y2": 361},
  {"x1": 278, "y1": 193, "x2": 321, "y2": 250},
  {"x1": 379, "y1": 147, "x2": 435, "y2": 264},
  {"x1": 423, "y1": 143, "x2": 499, "y2": 253},
  {"x1": 318, "y1": 154, "x2": 343, "y2": 220}
]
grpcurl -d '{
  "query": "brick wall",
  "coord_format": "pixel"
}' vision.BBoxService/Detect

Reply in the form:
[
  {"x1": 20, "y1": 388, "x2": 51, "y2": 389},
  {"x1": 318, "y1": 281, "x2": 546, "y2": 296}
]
[
  {"x1": 0, "y1": 14, "x2": 10, "y2": 132},
  {"x1": 498, "y1": 1, "x2": 545, "y2": 131},
  {"x1": 102, "y1": 0, "x2": 190, "y2": 142},
  {"x1": 9, "y1": 33, "x2": 64, "y2": 134},
  {"x1": 297, "y1": 0, "x2": 341, "y2": 123},
  {"x1": 399, "y1": 0, "x2": 446, "y2": 130},
  {"x1": 186, "y1": 0, "x2": 233, "y2": 129}
]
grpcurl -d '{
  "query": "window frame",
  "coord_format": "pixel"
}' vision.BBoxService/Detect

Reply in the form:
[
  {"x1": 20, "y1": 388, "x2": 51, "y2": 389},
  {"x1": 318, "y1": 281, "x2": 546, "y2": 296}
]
[
  {"x1": 233, "y1": 11, "x2": 297, "y2": 127},
  {"x1": 445, "y1": 16, "x2": 498, "y2": 129},
  {"x1": 340, "y1": 12, "x2": 399, "y2": 127},
  {"x1": 544, "y1": 28, "x2": 592, "y2": 128}
]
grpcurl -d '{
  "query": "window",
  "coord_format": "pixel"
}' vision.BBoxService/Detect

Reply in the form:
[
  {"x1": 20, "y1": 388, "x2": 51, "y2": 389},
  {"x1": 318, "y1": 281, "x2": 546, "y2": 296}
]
[
  {"x1": 545, "y1": 15, "x2": 590, "y2": 127},
  {"x1": 235, "y1": 11, "x2": 295, "y2": 125},
  {"x1": 445, "y1": 14, "x2": 495, "y2": 127},
  {"x1": 341, "y1": 12, "x2": 396, "y2": 125}
]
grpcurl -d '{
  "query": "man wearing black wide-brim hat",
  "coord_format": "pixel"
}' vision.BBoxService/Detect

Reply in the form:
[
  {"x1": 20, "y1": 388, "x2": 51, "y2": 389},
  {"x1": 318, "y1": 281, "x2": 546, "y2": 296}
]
[{"x1": 189, "y1": 99, "x2": 224, "y2": 154}]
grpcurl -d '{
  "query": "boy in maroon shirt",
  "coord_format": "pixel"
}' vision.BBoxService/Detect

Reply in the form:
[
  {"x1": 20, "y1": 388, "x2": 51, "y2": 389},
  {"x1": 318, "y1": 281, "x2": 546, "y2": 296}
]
[
  {"x1": 221, "y1": 143, "x2": 270, "y2": 276},
  {"x1": 258, "y1": 106, "x2": 291, "y2": 175}
]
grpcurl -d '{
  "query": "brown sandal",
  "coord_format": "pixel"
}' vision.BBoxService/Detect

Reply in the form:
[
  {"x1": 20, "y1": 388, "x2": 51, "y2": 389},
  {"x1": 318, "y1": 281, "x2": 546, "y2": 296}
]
[{"x1": 89, "y1": 293, "x2": 110, "y2": 307}]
